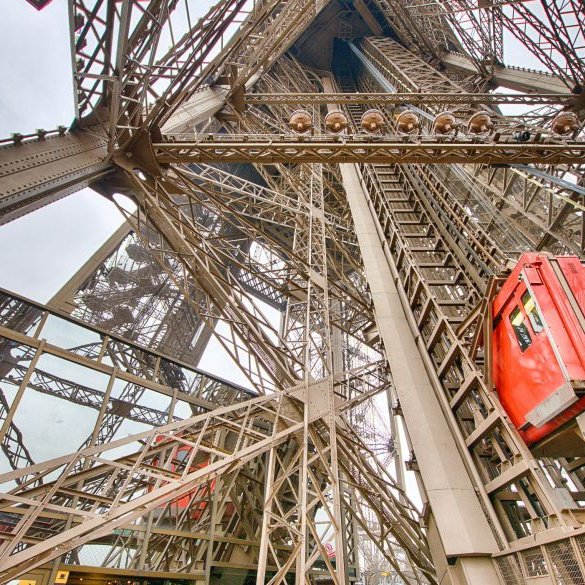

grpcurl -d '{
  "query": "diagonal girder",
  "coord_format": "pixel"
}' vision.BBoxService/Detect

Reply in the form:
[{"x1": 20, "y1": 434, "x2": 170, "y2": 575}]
[{"x1": 0, "y1": 393, "x2": 302, "y2": 581}]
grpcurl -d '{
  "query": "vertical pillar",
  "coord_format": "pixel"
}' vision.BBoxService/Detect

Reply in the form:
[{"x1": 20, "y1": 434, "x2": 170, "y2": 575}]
[{"x1": 340, "y1": 162, "x2": 500, "y2": 585}]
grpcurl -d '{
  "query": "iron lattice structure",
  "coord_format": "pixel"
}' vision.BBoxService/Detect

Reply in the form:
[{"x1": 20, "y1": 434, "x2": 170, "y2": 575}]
[{"x1": 0, "y1": 1, "x2": 585, "y2": 584}]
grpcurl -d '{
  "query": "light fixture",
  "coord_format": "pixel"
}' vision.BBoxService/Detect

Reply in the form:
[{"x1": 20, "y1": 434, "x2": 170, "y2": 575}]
[
  {"x1": 513, "y1": 130, "x2": 531, "y2": 142},
  {"x1": 551, "y1": 111, "x2": 579, "y2": 136},
  {"x1": 433, "y1": 112, "x2": 456, "y2": 135},
  {"x1": 396, "y1": 110, "x2": 420, "y2": 134},
  {"x1": 360, "y1": 109, "x2": 385, "y2": 133},
  {"x1": 288, "y1": 110, "x2": 312, "y2": 134},
  {"x1": 467, "y1": 111, "x2": 493, "y2": 134},
  {"x1": 324, "y1": 110, "x2": 349, "y2": 134}
]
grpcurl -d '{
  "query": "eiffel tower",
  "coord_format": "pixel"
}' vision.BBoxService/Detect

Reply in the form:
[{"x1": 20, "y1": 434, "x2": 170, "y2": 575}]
[{"x1": 0, "y1": 1, "x2": 584, "y2": 584}]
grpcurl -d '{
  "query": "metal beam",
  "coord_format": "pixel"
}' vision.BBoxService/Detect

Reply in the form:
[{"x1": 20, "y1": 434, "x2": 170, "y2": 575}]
[
  {"x1": 154, "y1": 136, "x2": 585, "y2": 166},
  {"x1": 0, "y1": 130, "x2": 109, "y2": 225},
  {"x1": 339, "y1": 161, "x2": 500, "y2": 583},
  {"x1": 442, "y1": 52, "x2": 570, "y2": 94},
  {"x1": 244, "y1": 92, "x2": 574, "y2": 107}
]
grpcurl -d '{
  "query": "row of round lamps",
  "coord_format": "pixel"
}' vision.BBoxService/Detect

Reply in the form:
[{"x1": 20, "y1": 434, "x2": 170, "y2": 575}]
[{"x1": 288, "y1": 108, "x2": 580, "y2": 137}]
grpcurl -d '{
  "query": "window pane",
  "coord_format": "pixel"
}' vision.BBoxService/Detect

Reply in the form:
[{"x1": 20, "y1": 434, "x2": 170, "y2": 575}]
[
  {"x1": 521, "y1": 291, "x2": 544, "y2": 334},
  {"x1": 176, "y1": 448, "x2": 190, "y2": 464},
  {"x1": 510, "y1": 307, "x2": 532, "y2": 352}
]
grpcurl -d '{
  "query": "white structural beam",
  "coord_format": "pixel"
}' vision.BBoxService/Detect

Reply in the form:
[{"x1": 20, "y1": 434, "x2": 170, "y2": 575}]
[
  {"x1": 442, "y1": 52, "x2": 570, "y2": 94},
  {"x1": 161, "y1": 87, "x2": 228, "y2": 135}
]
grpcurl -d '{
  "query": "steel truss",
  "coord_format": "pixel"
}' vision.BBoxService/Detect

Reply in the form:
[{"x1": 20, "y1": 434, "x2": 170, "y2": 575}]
[
  {"x1": 1, "y1": 0, "x2": 585, "y2": 584},
  {"x1": 0, "y1": 290, "x2": 432, "y2": 584},
  {"x1": 245, "y1": 93, "x2": 576, "y2": 107},
  {"x1": 153, "y1": 137, "x2": 585, "y2": 166},
  {"x1": 330, "y1": 29, "x2": 585, "y2": 584}
]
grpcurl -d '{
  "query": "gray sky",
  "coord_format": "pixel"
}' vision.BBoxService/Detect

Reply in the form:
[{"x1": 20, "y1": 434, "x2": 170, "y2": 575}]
[{"x1": 0, "y1": 2, "x2": 74, "y2": 137}]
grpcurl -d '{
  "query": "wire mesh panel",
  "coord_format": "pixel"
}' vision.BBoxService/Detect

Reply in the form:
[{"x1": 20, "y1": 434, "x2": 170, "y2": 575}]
[
  {"x1": 495, "y1": 554, "x2": 524, "y2": 585},
  {"x1": 576, "y1": 535, "x2": 585, "y2": 565},
  {"x1": 522, "y1": 547, "x2": 549, "y2": 578},
  {"x1": 547, "y1": 540, "x2": 584, "y2": 584}
]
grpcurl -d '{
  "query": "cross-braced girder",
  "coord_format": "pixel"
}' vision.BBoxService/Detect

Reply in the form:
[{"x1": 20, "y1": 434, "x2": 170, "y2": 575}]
[{"x1": 0, "y1": 289, "x2": 431, "y2": 583}]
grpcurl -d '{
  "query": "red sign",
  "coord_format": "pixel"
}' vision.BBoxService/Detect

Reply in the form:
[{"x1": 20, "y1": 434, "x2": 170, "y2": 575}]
[{"x1": 325, "y1": 543, "x2": 336, "y2": 559}]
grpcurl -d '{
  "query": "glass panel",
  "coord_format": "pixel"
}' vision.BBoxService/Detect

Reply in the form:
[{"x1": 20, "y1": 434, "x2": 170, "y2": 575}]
[
  {"x1": 105, "y1": 418, "x2": 153, "y2": 461},
  {"x1": 105, "y1": 339, "x2": 156, "y2": 379},
  {"x1": 38, "y1": 315, "x2": 103, "y2": 354},
  {"x1": 521, "y1": 291, "x2": 544, "y2": 335},
  {"x1": 157, "y1": 358, "x2": 189, "y2": 391},
  {"x1": 174, "y1": 398, "x2": 198, "y2": 420},
  {"x1": 0, "y1": 336, "x2": 36, "y2": 390},
  {"x1": 35, "y1": 353, "x2": 110, "y2": 395},
  {"x1": 11, "y1": 389, "x2": 99, "y2": 461},
  {"x1": 510, "y1": 307, "x2": 532, "y2": 352},
  {"x1": 109, "y1": 379, "x2": 171, "y2": 426}
]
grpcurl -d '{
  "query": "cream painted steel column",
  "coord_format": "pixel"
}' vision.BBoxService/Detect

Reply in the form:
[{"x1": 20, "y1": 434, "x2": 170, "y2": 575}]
[{"x1": 340, "y1": 162, "x2": 500, "y2": 585}]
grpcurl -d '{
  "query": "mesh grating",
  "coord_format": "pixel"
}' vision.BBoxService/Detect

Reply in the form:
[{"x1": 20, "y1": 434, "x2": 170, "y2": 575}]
[
  {"x1": 547, "y1": 540, "x2": 583, "y2": 584},
  {"x1": 495, "y1": 555, "x2": 524, "y2": 585},
  {"x1": 522, "y1": 546, "x2": 549, "y2": 577},
  {"x1": 576, "y1": 535, "x2": 585, "y2": 562}
]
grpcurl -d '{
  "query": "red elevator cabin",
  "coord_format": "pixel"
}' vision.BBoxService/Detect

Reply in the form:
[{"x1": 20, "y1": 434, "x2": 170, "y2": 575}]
[
  {"x1": 150, "y1": 437, "x2": 234, "y2": 522},
  {"x1": 492, "y1": 253, "x2": 585, "y2": 456}
]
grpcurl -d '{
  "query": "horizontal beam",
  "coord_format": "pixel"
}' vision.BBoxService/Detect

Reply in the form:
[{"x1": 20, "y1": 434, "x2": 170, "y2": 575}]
[
  {"x1": 154, "y1": 136, "x2": 585, "y2": 166},
  {"x1": 244, "y1": 92, "x2": 574, "y2": 107},
  {"x1": 0, "y1": 287, "x2": 254, "y2": 403}
]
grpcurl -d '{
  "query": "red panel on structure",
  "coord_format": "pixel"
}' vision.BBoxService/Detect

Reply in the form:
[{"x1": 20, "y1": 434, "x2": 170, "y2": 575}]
[
  {"x1": 492, "y1": 253, "x2": 585, "y2": 448},
  {"x1": 149, "y1": 437, "x2": 234, "y2": 521}
]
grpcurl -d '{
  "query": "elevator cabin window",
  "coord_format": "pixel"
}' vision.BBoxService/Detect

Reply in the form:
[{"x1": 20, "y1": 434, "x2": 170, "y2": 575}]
[
  {"x1": 510, "y1": 306, "x2": 532, "y2": 351},
  {"x1": 521, "y1": 291, "x2": 544, "y2": 334}
]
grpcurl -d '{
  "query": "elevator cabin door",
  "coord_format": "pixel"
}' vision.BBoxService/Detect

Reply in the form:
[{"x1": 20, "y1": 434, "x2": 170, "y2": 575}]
[{"x1": 493, "y1": 269, "x2": 581, "y2": 448}]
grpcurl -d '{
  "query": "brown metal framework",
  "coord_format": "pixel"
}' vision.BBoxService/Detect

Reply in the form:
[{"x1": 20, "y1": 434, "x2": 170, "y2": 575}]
[
  {"x1": 0, "y1": 0, "x2": 585, "y2": 584},
  {"x1": 153, "y1": 137, "x2": 585, "y2": 166}
]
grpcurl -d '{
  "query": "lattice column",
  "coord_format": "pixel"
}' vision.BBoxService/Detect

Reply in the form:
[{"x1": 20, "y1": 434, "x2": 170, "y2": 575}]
[{"x1": 257, "y1": 163, "x2": 347, "y2": 584}]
